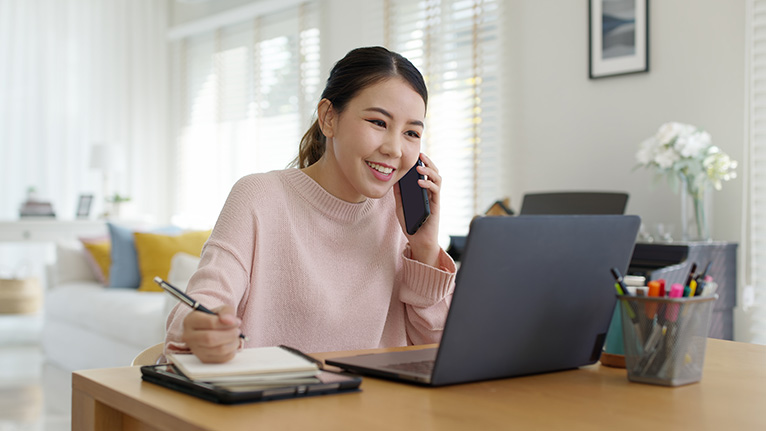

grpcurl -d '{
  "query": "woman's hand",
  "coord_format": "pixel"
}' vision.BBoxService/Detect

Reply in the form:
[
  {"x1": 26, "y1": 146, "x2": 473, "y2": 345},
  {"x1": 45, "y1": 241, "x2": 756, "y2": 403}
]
[
  {"x1": 181, "y1": 304, "x2": 242, "y2": 363},
  {"x1": 394, "y1": 153, "x2": 442, "y2": 268}
]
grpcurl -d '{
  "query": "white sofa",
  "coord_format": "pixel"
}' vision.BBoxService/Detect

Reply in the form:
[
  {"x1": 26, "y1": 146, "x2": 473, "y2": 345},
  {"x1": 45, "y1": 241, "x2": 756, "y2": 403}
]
[{"x1": 42, "y1": 241, "x2": 197, "y2": 371}]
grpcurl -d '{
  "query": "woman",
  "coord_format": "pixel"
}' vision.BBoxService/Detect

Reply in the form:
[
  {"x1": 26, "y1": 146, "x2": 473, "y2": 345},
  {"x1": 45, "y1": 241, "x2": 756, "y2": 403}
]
[{"x1": 165, "y1": 46, "x2": 456, "y2": 363}]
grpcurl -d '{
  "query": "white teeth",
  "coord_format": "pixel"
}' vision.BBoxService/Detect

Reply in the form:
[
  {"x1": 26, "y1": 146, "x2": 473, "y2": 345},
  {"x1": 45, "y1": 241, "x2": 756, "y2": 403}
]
[{"x1": 367, "y1": 162, "x2": 393, "y2": 174}]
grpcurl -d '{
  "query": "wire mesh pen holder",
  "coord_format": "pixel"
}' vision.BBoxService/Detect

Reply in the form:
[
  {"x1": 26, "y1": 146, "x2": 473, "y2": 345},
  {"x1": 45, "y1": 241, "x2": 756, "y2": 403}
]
[{"x1": 617, "y1": 294, "x2": 717, "y2": 386}]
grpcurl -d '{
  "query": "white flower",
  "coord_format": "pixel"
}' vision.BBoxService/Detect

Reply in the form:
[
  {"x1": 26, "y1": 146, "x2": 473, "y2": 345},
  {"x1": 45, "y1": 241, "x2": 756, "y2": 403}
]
[
  {"x1": 675, "y1": 130, "x2": 711, "y2": 158},
  {"x1": 656, "y1": 122, "x2": 680, "y2": 145},
  {"x1": 636, "y1": 122, "x2": 737, "y2": 196},
  {"x1": 704, "y1": 151, "x2": 738, "y2": 190},
  {"x1": 636, "y1": 137, "x2": 659, "y2": 165},
  {"x1": 656, "y1": 122, "x2": 694, "y2": 145},
  {"x1": 655, "y1": 147, "x2": 680, "y2": 169}
]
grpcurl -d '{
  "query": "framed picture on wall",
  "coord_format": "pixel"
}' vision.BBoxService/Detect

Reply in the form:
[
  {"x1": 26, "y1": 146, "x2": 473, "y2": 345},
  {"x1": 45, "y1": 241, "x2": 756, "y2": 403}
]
[{"x1": 588, "y1": 0, "x2": 649, "y2": 79}]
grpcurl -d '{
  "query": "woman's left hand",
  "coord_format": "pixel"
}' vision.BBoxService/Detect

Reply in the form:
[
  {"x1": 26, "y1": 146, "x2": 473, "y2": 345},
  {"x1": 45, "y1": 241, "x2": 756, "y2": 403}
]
[{"x1": 394, "y1": 153, "x2": 442, "y2": 268}]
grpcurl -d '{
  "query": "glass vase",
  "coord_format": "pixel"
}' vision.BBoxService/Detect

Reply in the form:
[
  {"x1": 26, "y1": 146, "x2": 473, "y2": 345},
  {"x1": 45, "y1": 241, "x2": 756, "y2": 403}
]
[{"x1": 680, "y1": 178, "x2": 712, "y2": 242}]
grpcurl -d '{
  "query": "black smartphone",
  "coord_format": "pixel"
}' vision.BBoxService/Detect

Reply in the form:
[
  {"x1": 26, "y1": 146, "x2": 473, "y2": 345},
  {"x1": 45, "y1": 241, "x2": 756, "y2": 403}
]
[{"x1": 398, "y1": 159, "x2": 431, "y2": 235}]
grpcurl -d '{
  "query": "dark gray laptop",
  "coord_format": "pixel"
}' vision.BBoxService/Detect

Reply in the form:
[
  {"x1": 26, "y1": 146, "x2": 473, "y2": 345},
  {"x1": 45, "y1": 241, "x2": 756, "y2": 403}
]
[
  {"x1": 519, "y1": 192, "x2": 629, "y2": 215},
  {"x1": 326, "y1": 215, "x2": 640, "y2": 386}
]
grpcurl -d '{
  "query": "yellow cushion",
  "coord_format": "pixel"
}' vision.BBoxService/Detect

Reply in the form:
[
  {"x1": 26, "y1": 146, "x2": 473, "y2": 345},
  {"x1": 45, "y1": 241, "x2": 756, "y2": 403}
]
[
  {"x1": 81, "y1": 238, "x2": 111, "y2": 285},
  {"x1": 134, "y1": 230, "x2": 211, "y2": 292}
]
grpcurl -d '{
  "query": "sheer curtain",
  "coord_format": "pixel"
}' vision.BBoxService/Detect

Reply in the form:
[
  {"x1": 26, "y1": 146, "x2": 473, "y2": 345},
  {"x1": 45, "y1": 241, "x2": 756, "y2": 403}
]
[
  {"x1": 0, "y1": 0, "x2": 168, "y2": 221},
  {"x1": 169, "y1": 2, "x2": 320, "y2": 229},
  {"x1": 746, "y1": 0, "x2": 766, "y2": 345},
  {"x1": 386, "y1": 0, "x2": 505, "y2": 245}
]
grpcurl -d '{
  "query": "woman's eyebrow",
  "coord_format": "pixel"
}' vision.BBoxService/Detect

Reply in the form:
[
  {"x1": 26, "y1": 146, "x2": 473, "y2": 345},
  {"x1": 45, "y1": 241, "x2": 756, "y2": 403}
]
[{"x1": 364, "y1": 107, "x2": 424, "y2": 128}]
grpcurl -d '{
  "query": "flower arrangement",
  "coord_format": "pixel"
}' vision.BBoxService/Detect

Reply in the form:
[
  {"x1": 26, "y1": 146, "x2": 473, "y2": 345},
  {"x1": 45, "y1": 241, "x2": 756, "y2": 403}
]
[{"x1": 636, "y1": 122, "x2": 737, "y2": 240}]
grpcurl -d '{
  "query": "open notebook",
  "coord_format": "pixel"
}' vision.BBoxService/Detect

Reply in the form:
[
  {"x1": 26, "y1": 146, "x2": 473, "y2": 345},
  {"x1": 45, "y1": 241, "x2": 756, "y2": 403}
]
[{"x1": 167, "y1": 346, "x2": 320, "y2": 384}]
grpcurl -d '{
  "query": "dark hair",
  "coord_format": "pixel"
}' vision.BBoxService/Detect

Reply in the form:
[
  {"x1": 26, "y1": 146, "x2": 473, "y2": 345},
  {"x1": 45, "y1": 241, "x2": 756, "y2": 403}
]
[{"x1": 291, "y1": 46, "x2": 428, "y2": 168}]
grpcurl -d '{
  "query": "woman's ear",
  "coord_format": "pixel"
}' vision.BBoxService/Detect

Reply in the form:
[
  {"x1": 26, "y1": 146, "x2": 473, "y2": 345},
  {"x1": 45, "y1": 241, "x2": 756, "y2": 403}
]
[{"x1": 317, "y1": 99, "x2": 335, "y2": 138}]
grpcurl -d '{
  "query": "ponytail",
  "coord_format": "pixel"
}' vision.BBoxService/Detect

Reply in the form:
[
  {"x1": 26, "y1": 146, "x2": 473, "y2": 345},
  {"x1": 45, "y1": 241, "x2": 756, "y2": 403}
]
[{"x1": 291, "y1": 120, "x2": 325, "y2": 169}]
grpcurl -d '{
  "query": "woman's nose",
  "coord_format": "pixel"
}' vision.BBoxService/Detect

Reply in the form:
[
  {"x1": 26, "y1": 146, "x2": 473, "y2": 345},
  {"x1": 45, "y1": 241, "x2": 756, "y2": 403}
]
[{"x1": 380, "y1": 133, "x2": 403, "y2": 158}]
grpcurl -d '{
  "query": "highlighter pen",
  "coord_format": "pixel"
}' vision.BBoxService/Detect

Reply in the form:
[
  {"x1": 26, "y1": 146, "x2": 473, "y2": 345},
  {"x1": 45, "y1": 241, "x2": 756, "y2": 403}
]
[
  {"x1": 666, "y1": 283, "x2": 684, "y2": 322},
  {"x1": 153, "y1": 277, "x2": 248, "y2": 341},
  {"x1": 645, "y1": 280, "x2": 662, "y2": 319},
  {"x1": 658, "y1": 279, "x2": 666, "y2": 296}
]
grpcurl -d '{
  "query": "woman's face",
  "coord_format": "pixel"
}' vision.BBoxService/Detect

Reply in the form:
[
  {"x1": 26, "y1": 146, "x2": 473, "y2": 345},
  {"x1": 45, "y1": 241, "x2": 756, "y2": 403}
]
[{"x1": 320, "y1": 77, "x2": 426, "y2": 203}]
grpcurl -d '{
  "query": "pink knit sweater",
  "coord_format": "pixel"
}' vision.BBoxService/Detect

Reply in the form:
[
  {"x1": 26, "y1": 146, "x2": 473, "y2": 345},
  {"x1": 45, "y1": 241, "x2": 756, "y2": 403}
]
[{"x1": 165, "y1": 168, "x2": 456, "y2": 354}]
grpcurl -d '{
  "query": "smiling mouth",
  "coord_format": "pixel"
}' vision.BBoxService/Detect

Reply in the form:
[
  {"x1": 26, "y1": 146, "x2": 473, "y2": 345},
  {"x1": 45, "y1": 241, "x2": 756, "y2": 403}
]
[{"x1": 366, "y1": 161, "x2": 394, "y2": 175}]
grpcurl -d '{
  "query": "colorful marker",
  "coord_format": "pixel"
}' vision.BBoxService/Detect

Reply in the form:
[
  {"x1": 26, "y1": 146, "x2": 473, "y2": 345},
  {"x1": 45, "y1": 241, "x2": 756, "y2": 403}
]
[
  {"x1": 666, "y1": 283, "x2": 684, "y2": 322},
  {"x1": 646, "y1": 280, "x2": 662, "y2": 318},
  {"x1": 689, "y1": 279, "x2": 698, "y2": 297}
]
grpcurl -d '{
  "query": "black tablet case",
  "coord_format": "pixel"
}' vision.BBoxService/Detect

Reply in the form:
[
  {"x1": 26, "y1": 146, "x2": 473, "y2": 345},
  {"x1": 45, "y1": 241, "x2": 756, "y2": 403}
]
[{"x1": 141, "y1": 364, "x2": 361, "y2": 404}]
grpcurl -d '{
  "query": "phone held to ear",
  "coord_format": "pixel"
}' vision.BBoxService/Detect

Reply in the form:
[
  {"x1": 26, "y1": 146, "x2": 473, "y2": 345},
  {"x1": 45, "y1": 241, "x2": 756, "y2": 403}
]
[{"x1": 399, "y1": 159, "x2": 431, "y2": 235}]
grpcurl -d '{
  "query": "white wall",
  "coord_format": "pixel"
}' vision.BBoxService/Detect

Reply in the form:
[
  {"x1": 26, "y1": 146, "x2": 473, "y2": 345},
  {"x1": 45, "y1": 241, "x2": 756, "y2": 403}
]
[
  {"x1": 507, "y1": 1, "x2": 747, "y2": 340},
  {"x1": 507, "y1": 1, "x2": 744, "y2": 243},
  {"x1": 171, "y1": 0, "x2": 749, "y2": 339}
]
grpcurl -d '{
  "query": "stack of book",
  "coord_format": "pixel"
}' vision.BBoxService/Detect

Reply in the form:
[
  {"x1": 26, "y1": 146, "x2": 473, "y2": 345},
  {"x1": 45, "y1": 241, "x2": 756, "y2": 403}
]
[{"x1": 19, "y1": 200, "x2": 55, "y2": 218}]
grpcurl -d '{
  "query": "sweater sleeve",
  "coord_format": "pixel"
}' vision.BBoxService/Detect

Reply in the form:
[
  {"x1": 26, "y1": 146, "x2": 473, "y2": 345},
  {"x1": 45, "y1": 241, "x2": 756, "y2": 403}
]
[
  {"x1": 163, "y1": 244, "x2": 251, "y2": 354},
  {"x1": 398, "y1": 245, "x2": 456, "y2": 345},
  {"x1": 164, "y1": 177, "x2": 258, "y2": 355}
]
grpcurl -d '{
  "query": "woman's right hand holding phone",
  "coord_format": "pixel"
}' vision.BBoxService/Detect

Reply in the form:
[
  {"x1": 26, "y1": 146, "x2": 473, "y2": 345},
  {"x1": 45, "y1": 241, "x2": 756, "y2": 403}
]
[
  {"x1": 181, "y1": 304, "x2": 242, "y2": 363},
  {"x1": 396, "y1": 153, "x2": 443, "y2": 269}
]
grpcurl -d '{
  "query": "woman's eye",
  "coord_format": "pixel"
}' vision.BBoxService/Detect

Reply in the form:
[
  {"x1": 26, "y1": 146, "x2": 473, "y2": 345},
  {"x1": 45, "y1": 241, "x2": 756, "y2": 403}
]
[
  {"x1": 406, "y1": 131, "x2": 421, "y2": 139},
  {"x1": 368, "y1": 119, "x2": 386, "y2": 128}
]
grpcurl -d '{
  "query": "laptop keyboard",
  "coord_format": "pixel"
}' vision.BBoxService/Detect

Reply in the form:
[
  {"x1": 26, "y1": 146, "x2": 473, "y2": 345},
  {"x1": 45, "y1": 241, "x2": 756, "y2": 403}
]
[{"x1": 385, "y1": 359, "x2": 434, "y2": 375}]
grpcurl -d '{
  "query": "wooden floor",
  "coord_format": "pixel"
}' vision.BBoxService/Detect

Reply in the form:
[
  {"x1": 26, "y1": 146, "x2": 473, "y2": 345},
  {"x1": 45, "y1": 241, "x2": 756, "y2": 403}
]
[{"x1": 0, "y1": 314, "x2": 70, "y2": 431}]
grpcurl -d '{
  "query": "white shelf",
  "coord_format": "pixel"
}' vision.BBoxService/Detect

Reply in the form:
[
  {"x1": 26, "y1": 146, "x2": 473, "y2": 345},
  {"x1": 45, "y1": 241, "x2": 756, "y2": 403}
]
[{"x1": 0, "y1": 220, "x2": 107, "y2": 242}]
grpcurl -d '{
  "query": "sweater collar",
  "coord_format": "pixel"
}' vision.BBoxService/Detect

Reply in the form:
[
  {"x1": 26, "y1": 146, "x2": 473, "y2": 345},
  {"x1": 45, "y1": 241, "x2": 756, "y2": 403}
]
[{"x1": 282, "y1": 168, "x2": 382, "y2": 223}]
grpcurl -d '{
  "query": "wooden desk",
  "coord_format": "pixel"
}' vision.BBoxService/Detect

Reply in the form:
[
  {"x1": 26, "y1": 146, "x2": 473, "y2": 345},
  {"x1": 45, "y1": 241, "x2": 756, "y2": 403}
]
[{"x1": 72, "y1": 339, "x2": 766, "y2": 431}]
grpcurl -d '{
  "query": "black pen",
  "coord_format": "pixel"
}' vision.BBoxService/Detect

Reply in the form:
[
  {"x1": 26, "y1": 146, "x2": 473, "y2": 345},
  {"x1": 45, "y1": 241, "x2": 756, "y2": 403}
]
[
  {"x1": 610, "y1": 267, "x2": 631, "y2": 296},
  {"x1": 153, "y1": 276, "x2": 248, "y2": 341},
  {"x1": 684, "y1": 262, "x2": 697, "y2": 287},
  {"x1": 610, "y1": 267, "x2": 641, "y2": 342},
  {"x1": 695, "y1": 261, "x2": 712, "y2": 284},
  {"x1": 693, "y1": 261, "x2": 712, "y2": 296}
]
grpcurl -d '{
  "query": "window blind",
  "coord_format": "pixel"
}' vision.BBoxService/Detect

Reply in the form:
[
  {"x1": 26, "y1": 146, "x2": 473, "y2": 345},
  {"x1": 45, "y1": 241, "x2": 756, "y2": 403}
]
[
  {"x1": 747, "y1": 0, "x2": 766, "y2": 344},
  {"x1": 386, "y1": 0, "x2": 504, "y2": 245},
  {"x1": 171, "y1": 2, "x2": 320, "y2": 228}
]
